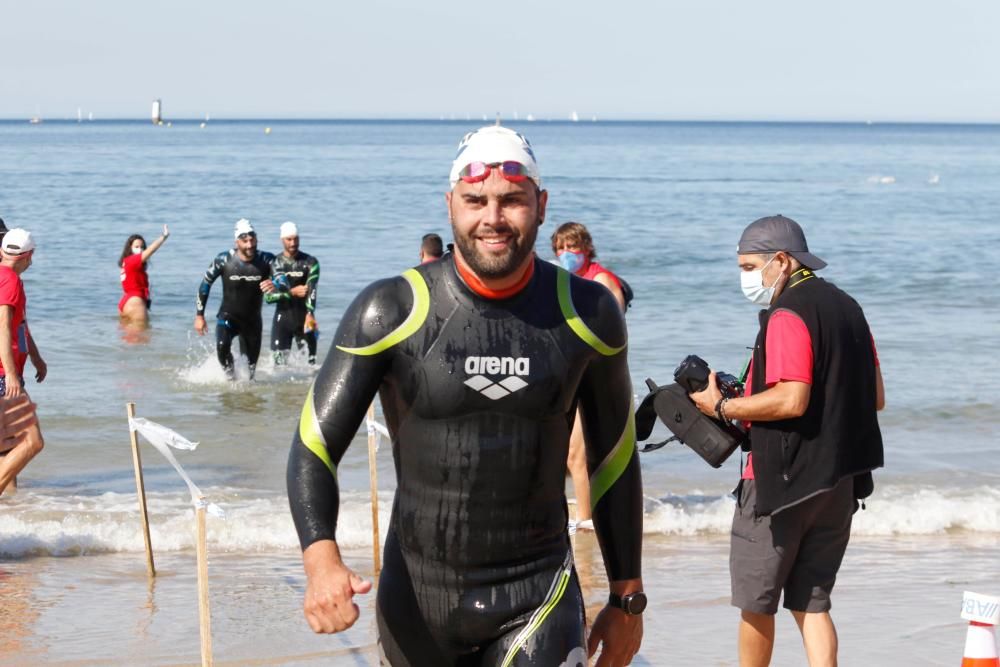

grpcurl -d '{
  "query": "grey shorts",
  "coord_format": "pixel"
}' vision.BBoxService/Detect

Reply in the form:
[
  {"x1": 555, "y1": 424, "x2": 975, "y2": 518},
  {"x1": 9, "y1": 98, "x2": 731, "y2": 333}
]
[{"x1": 730, "y1": 476, "x2": 854, "y2": 615}]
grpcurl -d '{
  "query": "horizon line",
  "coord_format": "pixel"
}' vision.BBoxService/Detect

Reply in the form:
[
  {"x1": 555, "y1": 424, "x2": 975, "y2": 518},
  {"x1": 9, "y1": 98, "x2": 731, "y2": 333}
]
[{"x1": 2, "y1": 116, "x2": 1000, "y2": 127}]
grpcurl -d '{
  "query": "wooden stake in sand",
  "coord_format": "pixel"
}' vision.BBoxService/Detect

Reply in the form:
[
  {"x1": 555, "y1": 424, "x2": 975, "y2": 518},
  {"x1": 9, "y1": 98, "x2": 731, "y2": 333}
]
[
  {"x1": 127, "y1": 402, "x2": 156, "y2": 578},
  {"x1": 196, "y1": 504, "x2": 213, "y2": 667},
  {"x1": 195, "y1": 505, "x2": 212, "y2": 667},
  {"x1": 367, "y1": 402, "x2": 381, "y2": 575}
]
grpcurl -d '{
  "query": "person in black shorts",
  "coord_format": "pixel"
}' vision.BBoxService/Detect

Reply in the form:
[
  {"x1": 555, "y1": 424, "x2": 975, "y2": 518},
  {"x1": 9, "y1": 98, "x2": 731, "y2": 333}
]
[
  {"x1": 266, "y1": 221, "x2": 320, "y2": 365},
  {"x1": 287, "y1": 126, "x2": 645, "y2": 666},
  {"x1": 194, "y1": 219, "x2": 276, "y2": 380}
]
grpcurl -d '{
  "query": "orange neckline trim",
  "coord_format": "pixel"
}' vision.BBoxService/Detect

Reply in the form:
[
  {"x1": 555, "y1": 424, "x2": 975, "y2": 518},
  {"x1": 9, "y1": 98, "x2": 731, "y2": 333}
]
[{"x1": 454, "y1": 254, "x2": 535, "y2": 300}]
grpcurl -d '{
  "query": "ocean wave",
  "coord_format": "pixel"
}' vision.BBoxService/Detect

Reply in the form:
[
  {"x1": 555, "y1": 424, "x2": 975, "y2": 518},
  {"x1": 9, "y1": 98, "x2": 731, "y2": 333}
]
[
  {"x1": 645, "y1": 485, "x2": 1000, "y2": 536},
  {"x1": 2, "y1": 485, "x2": 998, "y2": 558}
]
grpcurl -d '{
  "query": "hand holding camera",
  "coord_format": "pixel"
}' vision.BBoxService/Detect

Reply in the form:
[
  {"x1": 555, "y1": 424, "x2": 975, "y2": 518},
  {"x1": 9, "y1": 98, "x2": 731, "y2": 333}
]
[{"x1": 675, "y1": 355, "x2": 743, "y2": 422}]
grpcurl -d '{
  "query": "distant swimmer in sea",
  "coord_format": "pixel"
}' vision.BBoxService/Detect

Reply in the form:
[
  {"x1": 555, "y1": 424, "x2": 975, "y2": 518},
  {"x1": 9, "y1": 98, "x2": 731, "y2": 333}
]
[
  {"x1": 0, "y1": 229, "x2": 47, "y2": 495},
  {"x1": 194, "y1": 219, "x2": 275, "y2": 380},
  {"x1": 287, "y1": 126, "x2": 645, "y2": 666},
  {"x1": 551, "y1": 222, "x2": 627, "y2": 532},
  {"x1": 266, "y1": 221, "x2": 320, "y2": 365},
  {"x1": 419, "y1": 232, "x2": 444, "y2": 264},
  {"x1": 118, "y1": 225, "x2": 170, "y2": 326}
]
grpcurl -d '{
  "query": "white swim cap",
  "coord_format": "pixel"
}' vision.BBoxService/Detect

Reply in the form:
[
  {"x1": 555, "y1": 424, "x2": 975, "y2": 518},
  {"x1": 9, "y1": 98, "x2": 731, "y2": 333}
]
[
  {"x1": 448, "y1": 126, "x2": 541, "y2": 189},
  {"x1": 234, "y1": 218, "x2": 255, "y2": 239},
  {"x1": 279, "y1": 221, "x2": 299, "y2": 238}
]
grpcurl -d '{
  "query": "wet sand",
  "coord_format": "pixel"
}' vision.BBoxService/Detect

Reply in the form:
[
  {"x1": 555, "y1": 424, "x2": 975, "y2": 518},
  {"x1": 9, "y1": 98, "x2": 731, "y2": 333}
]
[{"x1": 1, "y1": 530, "x2": 991, "y2": 666}]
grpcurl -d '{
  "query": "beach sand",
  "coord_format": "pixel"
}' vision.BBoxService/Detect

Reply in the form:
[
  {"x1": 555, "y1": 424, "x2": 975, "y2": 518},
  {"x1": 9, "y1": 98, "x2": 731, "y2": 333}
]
[{"x1": 1, "y1": 528, "x2": 991, "y2": 666}]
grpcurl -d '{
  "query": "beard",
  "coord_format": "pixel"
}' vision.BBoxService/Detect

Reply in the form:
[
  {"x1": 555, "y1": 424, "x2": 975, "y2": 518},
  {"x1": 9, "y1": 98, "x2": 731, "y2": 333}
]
[{"x1": 451, "y1": 219, "x2": 539, "y2": 280}]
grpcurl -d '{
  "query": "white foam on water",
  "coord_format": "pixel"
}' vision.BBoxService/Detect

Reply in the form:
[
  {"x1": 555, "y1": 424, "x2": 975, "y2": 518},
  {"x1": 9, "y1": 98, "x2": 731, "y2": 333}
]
[
  {"x1": 176, "y1": 339, "x2": 316, "y2": 386},
  {"x1": 644, "y1": 483, "x2": 1000, "y2": 537},
  {"x1": 2, "y1": 485, "x2": 998, "y2": 558},
  {"x1": 0, "y1": 490, "x2": 392, "y2": 558}
]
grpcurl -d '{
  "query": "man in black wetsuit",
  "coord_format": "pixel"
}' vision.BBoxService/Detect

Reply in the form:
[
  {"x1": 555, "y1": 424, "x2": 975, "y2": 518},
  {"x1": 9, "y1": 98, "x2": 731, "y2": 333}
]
[
  {"x1": 194, "y1": 218, "x2": 276, "y2": 379},
  {"x1": 287, "y1": 126, "x2": 645, "y2": 666},
  {"x1": 266, "y1": 221, "x2": 320, "y2": 365}
]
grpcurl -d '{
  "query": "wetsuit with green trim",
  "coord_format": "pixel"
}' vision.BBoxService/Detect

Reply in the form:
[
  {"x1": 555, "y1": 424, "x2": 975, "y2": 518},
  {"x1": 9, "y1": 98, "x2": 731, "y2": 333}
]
[
  {"x1": 266, "y1": 250, "x2": 320, "y2": 364},
  {"x1": 287, "y1": 253, "x2": 642, "y2": 667}
]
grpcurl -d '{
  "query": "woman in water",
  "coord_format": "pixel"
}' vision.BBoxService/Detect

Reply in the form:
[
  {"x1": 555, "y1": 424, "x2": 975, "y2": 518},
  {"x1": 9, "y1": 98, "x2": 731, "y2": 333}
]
[
  {"x1": 119, "y1": 225, "x2": 169, "y2": 326},
  {"x1": 551, "y1": 222, "x2": 626, "y2": 530}
]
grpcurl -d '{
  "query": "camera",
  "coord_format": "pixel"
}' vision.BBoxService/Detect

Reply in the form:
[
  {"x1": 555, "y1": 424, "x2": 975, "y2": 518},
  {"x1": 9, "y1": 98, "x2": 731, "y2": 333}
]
[{"x1": 673, "y1": 355, "x2": 743, "y2": 399}]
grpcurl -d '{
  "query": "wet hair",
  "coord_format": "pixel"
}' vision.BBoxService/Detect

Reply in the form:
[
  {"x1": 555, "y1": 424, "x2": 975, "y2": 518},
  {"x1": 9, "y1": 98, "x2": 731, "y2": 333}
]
[
  {"x1": 119, "y1": 234, "x2": 146, "y2": 267},
  {"x1": 550, "y1": 221, "x2": 595, "y2": 259},
  {"x1": 421, "y1": 233, "x2": 444, "y2": 258}
]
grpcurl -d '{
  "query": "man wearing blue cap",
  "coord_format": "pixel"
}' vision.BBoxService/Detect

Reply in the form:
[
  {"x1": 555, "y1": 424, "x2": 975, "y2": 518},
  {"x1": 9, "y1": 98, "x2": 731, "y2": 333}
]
[{"x1": 691, "y1": 215, "x2": 885, "y2": 666}]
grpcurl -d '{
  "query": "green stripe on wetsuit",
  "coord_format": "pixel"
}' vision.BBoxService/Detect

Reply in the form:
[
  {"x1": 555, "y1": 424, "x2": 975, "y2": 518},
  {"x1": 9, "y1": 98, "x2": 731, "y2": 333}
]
[
  {"x1": 336, "y1": 269, "x2": 430, "y2": 356},
  {"x1": 556, "y1": 269, "x2": 625, "y2": 356},
  {"x1": 589, "y1": 400, "x2": 637, "y2": 509},
  {"x1": 298, "y1": 385, "x2": 335, "y2": 475}
]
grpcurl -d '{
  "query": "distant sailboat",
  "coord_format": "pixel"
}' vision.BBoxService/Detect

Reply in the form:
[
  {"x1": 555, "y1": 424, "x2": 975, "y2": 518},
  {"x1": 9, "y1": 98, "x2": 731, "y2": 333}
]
[
  {"x1": 151, "y1": 99, "x2": 162, "y2": 125},
  {"x1": 88, "y1": 111, "x2": 94, "y2": 121},
  {"x1": 526, "y1": 113, "x2": 535, "y2": 122},
  {"x1": 569, "y1": 111, "x2": 579, "y2": 122},
  {"x1": 77, "y1": 107, "x2": 83, "y2": 123},
  {"x1": 29, "y1": 107, "x2": 42, "y2": 124}
]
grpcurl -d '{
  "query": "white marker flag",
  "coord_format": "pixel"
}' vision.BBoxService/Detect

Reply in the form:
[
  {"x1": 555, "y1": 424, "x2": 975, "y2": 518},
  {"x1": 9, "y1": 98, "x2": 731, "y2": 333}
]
[
  {"x1": 366, "y1": 414, "x2": 390, "y2": 453},
  {"x1": 128, "y1": 417, "x2": 224, "y2": 518}
]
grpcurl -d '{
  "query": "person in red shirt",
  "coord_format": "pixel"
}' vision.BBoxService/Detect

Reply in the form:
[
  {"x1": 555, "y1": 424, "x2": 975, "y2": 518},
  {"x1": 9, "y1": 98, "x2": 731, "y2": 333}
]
[
  {"x1": 0, "y1": 228, "x2": 46, "y2": 494},
  {"x1": 118, "y1": 225, "x2": 170, "y2": 326},
  {"x1": 550, "y1": 221, "x2": 627, "y2": 531},
  {"x1": 691, "y1": 215, "x2": 884, "y2": 667}
]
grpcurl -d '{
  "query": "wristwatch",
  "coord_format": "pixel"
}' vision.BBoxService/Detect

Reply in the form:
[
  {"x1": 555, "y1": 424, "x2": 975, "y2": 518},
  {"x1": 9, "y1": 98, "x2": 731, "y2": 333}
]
[{"x1": 608, "y1": 591, "x2": 647, "y2": 615}]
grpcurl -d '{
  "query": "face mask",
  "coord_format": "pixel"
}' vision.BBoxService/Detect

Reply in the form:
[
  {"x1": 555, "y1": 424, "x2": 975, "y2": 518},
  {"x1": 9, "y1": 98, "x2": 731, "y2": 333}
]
[
  {"x1": 740, "y1": 256, "x2": 779, "y2": 306},
  {"x1": 132, "y1": 245, "x2": 144, "y2": 255},
  {"x1": 558, "y1": 250, "x2": 586, "y2": 273}
]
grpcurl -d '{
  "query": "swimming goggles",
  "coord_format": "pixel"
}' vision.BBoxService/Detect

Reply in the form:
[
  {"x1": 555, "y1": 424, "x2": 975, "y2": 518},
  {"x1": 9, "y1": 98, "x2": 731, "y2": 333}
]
[
  {"x1": 237, "y1": 232, "x2": 257, "y2": 240},
  {"x1": 457, "y1": 161, "x2": 530, "y2": 184}
]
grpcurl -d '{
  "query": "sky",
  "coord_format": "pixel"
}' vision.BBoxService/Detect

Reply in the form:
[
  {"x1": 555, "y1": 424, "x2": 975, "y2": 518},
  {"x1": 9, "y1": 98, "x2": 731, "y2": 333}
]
[{"x1": 2, "y1": 0, "x2": 999, "y2": 122}]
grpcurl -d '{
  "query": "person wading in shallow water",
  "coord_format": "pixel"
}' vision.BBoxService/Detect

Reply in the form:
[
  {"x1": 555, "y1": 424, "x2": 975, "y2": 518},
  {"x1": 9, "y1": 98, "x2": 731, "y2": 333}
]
[
  {"x1": 0, "y1": 229, "x2": 47, "y2": 495},
  {"x1": 194, "y1": 219, "x2": 275, "y2": 380},
  {"x1": 287, "y1": 125, "x2": 645, "y2": 666},
  {"x1": 266, "y1": 221, "x2": 320, "y2": 365},
  {"x1": 118, "y1": 224, "x2": 169, "y2": 326}
]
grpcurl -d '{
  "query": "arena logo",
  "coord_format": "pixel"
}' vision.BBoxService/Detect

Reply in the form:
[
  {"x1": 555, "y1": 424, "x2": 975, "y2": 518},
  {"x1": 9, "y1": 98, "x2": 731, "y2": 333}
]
[{"x1": 463, "y1": 355, "x2": 530, "y2": 400}]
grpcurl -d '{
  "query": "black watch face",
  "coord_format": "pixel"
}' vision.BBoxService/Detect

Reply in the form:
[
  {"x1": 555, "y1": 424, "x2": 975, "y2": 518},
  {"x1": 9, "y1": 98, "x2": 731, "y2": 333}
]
[{"x1": 624, "y1": 592, "x2": 647, "y2": 615}]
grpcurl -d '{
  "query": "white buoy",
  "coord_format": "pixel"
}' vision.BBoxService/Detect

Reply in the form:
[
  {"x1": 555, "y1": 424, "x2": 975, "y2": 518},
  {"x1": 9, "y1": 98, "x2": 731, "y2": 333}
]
[
  {"x1": 264, "y1": 127, "x2": 271, "y2": 135},
  {"x1": 151, "y1": 99, "x2": 162, "y2": 125}
]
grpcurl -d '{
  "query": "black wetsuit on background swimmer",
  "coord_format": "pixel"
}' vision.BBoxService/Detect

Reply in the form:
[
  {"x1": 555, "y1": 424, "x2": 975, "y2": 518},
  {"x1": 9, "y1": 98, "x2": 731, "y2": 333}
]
[
  {"x1": 197, "y1": 248, "x2": 276, "y2": 378},
  {"x1": 266, "y1": 250, "x2": 320, "y2": 364},
  {"x1": 287, "y1": 253, "x2": 641, "y2": 666}
]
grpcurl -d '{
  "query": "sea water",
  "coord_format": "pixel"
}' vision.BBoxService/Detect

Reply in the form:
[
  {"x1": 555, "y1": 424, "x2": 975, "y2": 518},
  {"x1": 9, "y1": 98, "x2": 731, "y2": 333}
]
[{"x1": 0, "y1": 119, "x2": 998, "y2": 665}]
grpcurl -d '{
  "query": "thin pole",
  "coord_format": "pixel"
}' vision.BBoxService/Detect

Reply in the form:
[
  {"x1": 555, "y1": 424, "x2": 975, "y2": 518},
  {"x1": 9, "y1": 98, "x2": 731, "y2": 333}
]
[
  {"x1": 196, "y1": 505, "x2": 213, "y2": 667},
  {"x1": 127, "y1": 402, "x2": 155, "y2": 578},
  {"x1": 367, "y1": 402, "x2": 381, "y2": 575}
]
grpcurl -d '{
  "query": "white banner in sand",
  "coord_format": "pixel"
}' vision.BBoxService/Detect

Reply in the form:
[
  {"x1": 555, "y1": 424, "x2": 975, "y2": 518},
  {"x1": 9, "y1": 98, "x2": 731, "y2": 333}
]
[{"x1": 129, "y1": 417, "x2": 224, "y2": 518}]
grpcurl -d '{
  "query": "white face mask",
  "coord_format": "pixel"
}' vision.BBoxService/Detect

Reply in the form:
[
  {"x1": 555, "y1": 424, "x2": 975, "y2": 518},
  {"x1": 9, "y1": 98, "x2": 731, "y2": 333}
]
[{"x1": 740, "y1": 255, "x2": 780, "y2": 306}]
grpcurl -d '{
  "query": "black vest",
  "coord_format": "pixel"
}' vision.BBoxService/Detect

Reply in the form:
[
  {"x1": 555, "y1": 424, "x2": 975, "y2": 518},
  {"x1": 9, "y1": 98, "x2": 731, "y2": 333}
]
[{"x1": 749, "y1": 270, "x2": 884, "y2": 515}]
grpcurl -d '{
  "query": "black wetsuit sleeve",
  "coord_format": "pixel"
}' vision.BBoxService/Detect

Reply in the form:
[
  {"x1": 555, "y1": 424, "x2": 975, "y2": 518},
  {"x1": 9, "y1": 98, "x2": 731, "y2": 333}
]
[
  {"x1": 196, "y1": 252, "x2": 227, "y2": 316},
  {"x1": 286, "y1": 276, "x2": 412, "y2": 551},
  {"x1": 576, "y1": 287, "x2": 643, "y2": 582},
  {"x1": 305, "y1": 256, "x2": 319, "y2": 313}
]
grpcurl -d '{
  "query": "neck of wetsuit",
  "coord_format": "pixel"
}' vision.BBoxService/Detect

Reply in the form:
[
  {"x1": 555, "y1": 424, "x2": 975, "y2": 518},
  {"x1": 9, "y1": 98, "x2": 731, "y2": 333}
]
[{"x1": 454, "y1": 254, "x2": 536, "y2": 300}]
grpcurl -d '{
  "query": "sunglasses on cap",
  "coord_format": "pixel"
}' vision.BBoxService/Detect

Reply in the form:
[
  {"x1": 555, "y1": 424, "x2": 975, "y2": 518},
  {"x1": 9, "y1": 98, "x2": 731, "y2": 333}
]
[
  {"x1": 458, "y1": 161, "x2": 530, "y2": 184},
  {"x1": 237, "y1": 232, "x2": 257, "y2": 240}
]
